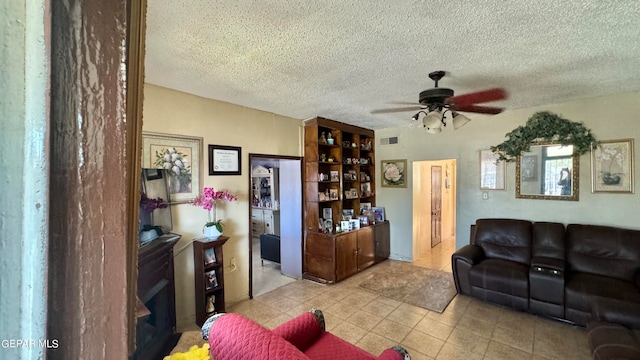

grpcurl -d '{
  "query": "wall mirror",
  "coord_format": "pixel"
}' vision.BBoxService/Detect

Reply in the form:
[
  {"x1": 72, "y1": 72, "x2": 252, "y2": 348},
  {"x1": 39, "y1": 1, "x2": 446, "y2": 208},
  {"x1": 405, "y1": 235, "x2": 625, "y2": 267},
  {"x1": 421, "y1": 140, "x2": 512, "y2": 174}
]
[{"x1": 516, "y1": 142, "x2": 579, "y2": 201}]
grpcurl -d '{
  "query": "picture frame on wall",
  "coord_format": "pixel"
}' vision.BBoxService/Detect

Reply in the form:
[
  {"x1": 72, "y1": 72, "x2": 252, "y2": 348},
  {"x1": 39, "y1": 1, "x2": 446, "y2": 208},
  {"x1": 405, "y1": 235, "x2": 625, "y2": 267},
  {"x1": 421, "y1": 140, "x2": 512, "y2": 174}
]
[
  {"x1": 381, "y1": 159, "x2": 407, "y2": 188},
  {"x1": 479, "y1": 149, "x2": 506, "y2": 190},
  {"x1": 142, "y1": 131, "x2": 203, "y2": 204},
  {"x1": 591, "y1": 138, "x2": 635, "y2": 193},
  {"x1": 209, "y1": 144, "x2": 242, "y2": 176}
]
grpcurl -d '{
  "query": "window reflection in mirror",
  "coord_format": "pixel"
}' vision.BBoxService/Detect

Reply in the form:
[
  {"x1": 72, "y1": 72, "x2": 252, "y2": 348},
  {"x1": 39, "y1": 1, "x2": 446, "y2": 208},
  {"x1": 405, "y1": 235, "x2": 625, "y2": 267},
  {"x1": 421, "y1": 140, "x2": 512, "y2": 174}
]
[{"x1": 516, "y1": 143, "x2": 579, "y2": 201}]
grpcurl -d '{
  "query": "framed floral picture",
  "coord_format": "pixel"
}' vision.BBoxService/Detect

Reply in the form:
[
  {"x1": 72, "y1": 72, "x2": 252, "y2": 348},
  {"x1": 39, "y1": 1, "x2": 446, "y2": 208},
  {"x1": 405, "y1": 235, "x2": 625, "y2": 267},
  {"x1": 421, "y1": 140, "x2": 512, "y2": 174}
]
[
  {"x1": 142, "y1": 131, "x2": 204, "y2": 204},
  {"x1": 591, "y1": 138, "x2": 634, "y2": 193},
  {"x1": 381, "y1": 159, "x2": 407, "y2": 188}
]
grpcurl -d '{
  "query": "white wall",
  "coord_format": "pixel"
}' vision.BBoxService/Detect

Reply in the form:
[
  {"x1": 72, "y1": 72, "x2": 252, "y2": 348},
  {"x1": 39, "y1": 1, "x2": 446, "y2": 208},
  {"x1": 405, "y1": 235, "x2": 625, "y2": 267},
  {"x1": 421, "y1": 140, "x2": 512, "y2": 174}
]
[
  {"x1": 0, "y1": 2, "x2": 49, "y2": 359},
  {"x1": 377, "y1": 91, "x2": 640, "y2": 259},
  {"x1": 143, "y1": 84, "x2": 302, "y2": 328}
]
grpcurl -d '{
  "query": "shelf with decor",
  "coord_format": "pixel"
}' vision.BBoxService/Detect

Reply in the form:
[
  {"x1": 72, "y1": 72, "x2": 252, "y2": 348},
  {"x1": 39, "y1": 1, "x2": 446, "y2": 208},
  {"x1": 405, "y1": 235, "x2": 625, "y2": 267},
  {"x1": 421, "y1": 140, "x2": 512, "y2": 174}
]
[
  {"x1": 303, "y1": 117, "x2": 388, "y2": 283},
  {"x1": 193, "y1": 236, "x2": 228, "y2": 327}
]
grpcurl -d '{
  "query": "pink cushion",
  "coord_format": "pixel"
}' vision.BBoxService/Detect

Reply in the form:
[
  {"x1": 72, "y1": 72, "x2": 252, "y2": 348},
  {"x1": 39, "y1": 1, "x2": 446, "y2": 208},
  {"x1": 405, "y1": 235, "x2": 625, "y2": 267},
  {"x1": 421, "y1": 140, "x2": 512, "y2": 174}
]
[
  {"x1": 208, "y1": 313, "x2": 309, "y2": 360},
  {"x1": 304, "y1": 333, "x2": 376, "y2": 360},
  {"x1": 272, "y1": 312, "x2": 324, "y2": 352}
]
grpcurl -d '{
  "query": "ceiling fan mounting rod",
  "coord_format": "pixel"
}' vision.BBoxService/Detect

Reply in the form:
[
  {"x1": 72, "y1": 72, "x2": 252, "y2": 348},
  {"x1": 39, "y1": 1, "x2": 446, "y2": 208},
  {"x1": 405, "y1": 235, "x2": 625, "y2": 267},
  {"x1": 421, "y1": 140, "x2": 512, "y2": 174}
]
[{"x1": 428, "y1": 70, "x2": 446, "y2": 88}]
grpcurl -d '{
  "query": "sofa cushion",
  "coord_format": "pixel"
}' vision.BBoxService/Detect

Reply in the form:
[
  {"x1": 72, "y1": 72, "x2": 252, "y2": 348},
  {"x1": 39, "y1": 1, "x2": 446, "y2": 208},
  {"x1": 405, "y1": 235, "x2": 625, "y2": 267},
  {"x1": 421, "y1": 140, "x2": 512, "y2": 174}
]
[
  {"x1": 474, "y1": 219, "x2": 533, "y2": 265},
  {"x1": 469, "y1": 258, "x2": 529, "y2": 298},
  {"x1": 565, "y1": 272, "x2": 640, "y2": 313},
  {"x1": 532, "y1": 222, "x2": 565, "y2": 260},
  {"x1": 566, "y1": 224, "x2": 640, "y2": 282},
  {"x1": 587, "y1": 321, "x2": 640, "y2": 360}
]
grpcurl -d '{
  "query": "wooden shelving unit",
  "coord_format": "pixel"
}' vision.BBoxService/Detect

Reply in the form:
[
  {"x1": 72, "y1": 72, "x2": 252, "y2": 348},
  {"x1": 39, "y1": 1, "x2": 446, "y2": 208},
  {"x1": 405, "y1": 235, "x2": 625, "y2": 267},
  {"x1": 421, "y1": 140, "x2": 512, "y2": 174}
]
[
  {"x1": 303, "y1": 117, "x2": 389, "y2": 283},
  {"x1": 193, "y1": 236, "x2": 228, "y2": 327}
]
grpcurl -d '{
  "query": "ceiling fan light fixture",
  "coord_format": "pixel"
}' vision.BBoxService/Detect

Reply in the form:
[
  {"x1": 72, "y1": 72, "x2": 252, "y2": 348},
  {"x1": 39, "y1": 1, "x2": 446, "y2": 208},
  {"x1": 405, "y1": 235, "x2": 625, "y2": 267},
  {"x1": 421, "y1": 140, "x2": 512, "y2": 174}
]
[
  {"x1": 423, "y1": 110, "x2": 442, "y2": 128},
  {"x1": 425, "y1": 126, "x2": 442, "y2": 134},
  {"x1": 452, "y1": 112, "x2": 471, "y2": 130}
]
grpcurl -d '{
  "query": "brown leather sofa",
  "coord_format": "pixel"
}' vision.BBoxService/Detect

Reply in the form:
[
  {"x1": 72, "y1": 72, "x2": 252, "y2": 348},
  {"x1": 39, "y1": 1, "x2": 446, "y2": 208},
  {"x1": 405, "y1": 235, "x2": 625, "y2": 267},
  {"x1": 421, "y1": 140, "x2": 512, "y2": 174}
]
[{"x1": 452, "y1": 219, "x2": 640, "y2": 327}]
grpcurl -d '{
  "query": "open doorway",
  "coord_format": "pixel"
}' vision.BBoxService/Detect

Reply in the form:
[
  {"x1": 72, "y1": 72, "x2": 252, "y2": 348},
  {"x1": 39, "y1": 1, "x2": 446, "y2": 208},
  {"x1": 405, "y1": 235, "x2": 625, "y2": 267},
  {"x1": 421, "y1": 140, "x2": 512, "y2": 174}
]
[
  {"x1": 412, "y1": 159, "x2": 457, "y2": 272},
  {"x1": 248, "y1": 154, "x2": 303, "y2": 298}
]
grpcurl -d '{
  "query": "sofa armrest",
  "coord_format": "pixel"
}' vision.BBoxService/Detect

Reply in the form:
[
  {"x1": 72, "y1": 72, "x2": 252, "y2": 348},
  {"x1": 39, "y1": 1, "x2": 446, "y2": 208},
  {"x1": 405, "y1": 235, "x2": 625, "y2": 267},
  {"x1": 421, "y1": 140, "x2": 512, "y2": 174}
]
[
  {"x1": 591, "y1": 297, "x2": 640, "y2": 330},
  {"x1": 377, "y1": 345, "x2": 411, "y2": 359},
  {"x1": 207, "y1": 313, "x2": 309, "y2": 360},
  {"x1": 272, "y1": 310, "x2": 324, "y2": 352},
  {"x1": 451, "y1": 244, "x2": 484, "y2": 294},
  {"x1": 531, "y1": 256, "x2": 565, "y2": 273},
  {"x1": 452, "y1": 244, "x2": 484, "y2": 265}
]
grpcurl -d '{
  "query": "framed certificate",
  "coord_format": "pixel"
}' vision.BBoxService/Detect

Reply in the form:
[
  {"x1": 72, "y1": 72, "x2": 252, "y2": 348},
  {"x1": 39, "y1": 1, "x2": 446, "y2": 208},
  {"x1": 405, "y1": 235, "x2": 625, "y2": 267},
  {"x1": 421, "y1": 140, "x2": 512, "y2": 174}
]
[{"x1": 209, "y1": 144, "x2": 241, "y2": 175}]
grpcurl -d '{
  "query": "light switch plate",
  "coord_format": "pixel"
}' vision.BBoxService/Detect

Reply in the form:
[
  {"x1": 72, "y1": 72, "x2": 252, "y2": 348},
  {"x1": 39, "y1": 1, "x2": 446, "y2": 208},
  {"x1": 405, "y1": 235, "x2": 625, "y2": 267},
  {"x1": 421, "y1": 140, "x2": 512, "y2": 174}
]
[{"x1": 482, "y1": 191, "x2": 489, "y2": 200}]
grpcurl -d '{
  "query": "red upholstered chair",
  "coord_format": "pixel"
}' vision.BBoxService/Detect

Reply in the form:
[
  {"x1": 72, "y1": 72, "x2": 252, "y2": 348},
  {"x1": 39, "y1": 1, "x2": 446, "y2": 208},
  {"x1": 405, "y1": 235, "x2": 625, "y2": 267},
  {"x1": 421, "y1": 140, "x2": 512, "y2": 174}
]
[{"x1": 201, "y1": 309, "x2": 410, "y2": 360}]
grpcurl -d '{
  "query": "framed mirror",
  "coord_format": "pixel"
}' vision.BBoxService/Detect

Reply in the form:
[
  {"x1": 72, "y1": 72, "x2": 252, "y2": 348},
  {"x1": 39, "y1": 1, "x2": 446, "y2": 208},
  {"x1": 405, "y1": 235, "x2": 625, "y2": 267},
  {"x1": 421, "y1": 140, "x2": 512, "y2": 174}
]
[{"x1": 516, "y1": 142, "x2": 579, "y2": 201}]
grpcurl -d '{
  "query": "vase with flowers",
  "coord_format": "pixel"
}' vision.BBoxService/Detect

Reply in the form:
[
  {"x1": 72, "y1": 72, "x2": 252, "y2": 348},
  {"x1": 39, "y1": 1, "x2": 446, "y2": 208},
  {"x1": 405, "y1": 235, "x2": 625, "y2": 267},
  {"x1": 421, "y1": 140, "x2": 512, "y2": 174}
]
[
  {"x1": 192, "y1": 187, "x2": 238, "y2": 239},
  {"x1": 139, "y1": 193, "x2": 169, "y2": 244}
]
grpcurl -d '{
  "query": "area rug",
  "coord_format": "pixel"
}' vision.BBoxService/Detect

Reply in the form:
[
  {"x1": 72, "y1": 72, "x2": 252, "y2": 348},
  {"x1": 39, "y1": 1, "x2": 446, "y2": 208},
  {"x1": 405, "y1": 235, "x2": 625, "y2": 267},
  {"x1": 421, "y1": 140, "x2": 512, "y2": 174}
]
[{"x1": 358, "y1": 262, "x2": 457, "y2": 313}]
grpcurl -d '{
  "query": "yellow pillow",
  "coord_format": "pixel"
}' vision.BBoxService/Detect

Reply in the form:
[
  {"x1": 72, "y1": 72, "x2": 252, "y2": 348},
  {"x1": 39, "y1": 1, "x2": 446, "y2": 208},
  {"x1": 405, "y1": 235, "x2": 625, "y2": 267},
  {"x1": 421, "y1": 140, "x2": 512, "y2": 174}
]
[{"x1": 163, "y1": 343, "x2": 211, "y2": 360}]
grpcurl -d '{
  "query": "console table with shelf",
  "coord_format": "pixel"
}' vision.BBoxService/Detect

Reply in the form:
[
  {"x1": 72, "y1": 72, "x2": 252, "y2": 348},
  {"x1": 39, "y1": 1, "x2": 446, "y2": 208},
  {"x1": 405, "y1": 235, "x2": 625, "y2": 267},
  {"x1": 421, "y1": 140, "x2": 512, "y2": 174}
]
[{"x1": 193, "y1": 236, "x2": 228, "y2": 327}]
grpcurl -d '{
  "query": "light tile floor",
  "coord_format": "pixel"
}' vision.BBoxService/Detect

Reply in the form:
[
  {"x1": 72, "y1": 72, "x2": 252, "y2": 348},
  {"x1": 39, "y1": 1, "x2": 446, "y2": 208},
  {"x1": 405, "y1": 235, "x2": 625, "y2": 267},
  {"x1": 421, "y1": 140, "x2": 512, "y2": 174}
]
[
  {"x1": 226, "y1": 259, "x2": 592, "y2": 360},
  {"x1": 251, "y1": 237, "x2": 297, "y2": 297}
]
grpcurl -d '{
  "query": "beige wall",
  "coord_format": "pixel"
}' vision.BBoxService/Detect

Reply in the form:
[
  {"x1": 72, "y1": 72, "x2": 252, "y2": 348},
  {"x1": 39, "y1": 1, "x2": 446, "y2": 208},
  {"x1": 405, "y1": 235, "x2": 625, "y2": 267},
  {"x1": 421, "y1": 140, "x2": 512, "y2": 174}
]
[
  {"x1": 142, "y1": 84, "x2": 302, "y2": 327},
  {"x1": 377, "y1": 91, "x2": 640, "y2": 260}
]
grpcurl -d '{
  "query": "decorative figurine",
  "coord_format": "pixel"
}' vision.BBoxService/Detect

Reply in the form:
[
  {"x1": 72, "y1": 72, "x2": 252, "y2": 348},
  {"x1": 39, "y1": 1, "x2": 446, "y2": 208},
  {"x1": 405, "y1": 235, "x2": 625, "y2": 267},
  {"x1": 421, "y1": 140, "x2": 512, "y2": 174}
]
[{"x1": 319, "y1": 132, "x2": 327, "y2": 144}]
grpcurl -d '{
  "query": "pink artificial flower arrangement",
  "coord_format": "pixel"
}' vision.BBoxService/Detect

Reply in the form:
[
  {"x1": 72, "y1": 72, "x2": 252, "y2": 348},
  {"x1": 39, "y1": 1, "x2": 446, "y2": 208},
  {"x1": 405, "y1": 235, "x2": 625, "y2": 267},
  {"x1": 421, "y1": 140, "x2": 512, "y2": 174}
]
[{"x1": 192, "y1": 187, "x2": 238, "y2": 231}]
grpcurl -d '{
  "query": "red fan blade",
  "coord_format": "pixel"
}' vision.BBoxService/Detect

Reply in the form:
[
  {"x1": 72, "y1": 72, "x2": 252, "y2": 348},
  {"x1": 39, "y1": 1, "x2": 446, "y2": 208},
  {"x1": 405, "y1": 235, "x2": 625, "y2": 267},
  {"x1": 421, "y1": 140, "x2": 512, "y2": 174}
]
[
  {"x1": 453, "y1": 104, "x2": 504, "y2": 115},
  {"x1": 447, "y1": 88, "x2": 507, "y2": 106},
  {"x1": 370, "y1": 106, "x2": 424, "y2": 114}
]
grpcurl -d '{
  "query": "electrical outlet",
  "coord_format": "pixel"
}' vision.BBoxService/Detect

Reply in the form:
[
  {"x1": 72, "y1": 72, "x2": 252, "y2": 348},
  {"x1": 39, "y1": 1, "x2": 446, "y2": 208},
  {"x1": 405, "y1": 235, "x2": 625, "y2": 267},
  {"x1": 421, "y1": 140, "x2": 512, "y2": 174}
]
[{"x1": 482, "y1": 191, "x2": 489, "y2": 200}]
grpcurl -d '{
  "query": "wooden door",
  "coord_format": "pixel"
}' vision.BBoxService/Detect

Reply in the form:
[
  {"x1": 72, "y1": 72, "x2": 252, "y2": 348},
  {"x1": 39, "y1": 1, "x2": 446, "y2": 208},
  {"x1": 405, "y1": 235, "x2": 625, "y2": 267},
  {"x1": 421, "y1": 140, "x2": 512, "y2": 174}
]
[
  {"x1": 357, "y1": 227, "x2": 375, "y2": 270},
  {"x1": 431, "y1": 166, "x2": 442, "y2": 248},
  {"x1": 336, "y1": 232, "x2": 358, "y2": 281}
]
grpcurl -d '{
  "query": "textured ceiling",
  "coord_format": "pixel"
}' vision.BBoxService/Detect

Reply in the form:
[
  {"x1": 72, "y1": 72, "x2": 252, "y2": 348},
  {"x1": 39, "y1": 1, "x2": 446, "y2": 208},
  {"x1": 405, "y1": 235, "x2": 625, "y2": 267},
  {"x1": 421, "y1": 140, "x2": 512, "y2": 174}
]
[{"x1": 145, "y1": 1, "x2": 640, "y2": 129}]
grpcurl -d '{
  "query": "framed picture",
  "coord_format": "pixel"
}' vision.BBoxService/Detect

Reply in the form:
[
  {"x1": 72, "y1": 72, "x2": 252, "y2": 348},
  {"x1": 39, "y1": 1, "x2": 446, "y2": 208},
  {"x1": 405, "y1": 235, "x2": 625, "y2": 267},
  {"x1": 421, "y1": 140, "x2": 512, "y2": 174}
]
[
  {"x1": 330, "y1": 171, "x2": 339, "y2": 182},
  {"x1": 322, "y1": 207, "x2": 332, "y2": 220},
  {"x1": 358, "y1": 215, "x2": 369, "y2": 226},
  {"x1": 323, "y1": 219, "x2": 333, "y2": 234},
  {"x1": 591, "y1": 139, "x2": 635, "y2": 193},
  {"x1": 521, "y1": 155, "x2": 537, "y2": 182},
  {"x1": 329, "y1": 188, "x2": 339, "y2": 200},
  {"x1": 359, "y1": 202, "x2": 372, "y2": 213},
  {"x1": 372, "y1": 207, "x2": 385, "y2": 222},
  {"x1": 204, "y1": 248, "x2": 216, "y2": 265},
  {"x1": 360, "y1": 182, "x2": 372, "y2": 196},
  {"x1": 209, "y1": 144, "x2": 241, "y2": 175},
  {"x1": 205, "y1": 270, "x2": 218, "y2": 290},
  {"x1": 381, "y1": 159, "x2": 407, "y2": 188},
  {"x1": 349, "y1": 219, "x2": 360, "y2": 230},
  {"x1": 341, "y1": 220, "x2": 351, "y2": 232},
  {"x1": 342, "y1": 209, "x2": 354, "y2": 220},
  {"x1": 480, "y1": 149, "x2": 506, "y2": 190},
  {"x1": 142, "y1": 131, "x2": 203, "y2": 204}
]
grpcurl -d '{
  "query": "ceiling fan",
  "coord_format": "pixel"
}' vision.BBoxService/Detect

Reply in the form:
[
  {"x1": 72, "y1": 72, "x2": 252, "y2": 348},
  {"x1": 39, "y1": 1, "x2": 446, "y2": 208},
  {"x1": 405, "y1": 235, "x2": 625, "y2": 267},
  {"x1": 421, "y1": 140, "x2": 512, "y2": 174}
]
[{"x1": 371, "y1": 71, "x2": 507, "y2": 133}]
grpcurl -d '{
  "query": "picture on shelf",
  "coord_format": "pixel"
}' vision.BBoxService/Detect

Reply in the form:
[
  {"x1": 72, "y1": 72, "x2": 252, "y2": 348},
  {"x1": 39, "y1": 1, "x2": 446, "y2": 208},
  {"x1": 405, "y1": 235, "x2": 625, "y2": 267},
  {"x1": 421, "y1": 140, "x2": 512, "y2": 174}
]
[
  {"x1": 361, "y1": 182, "x2": 371, "y2": 196},
  {"x1": 348, "y1": 170, "x2": 358, "y2": 180},
  {"x1": 359, "y1": 215, "x2": 369, "y2": 226},
  {"x1": 372, "y1": 207, "x2": 385, "y2": 222},
  {"x1": 205, "y1": 270, "x2": 218, "y2": 290},
  {"x1": 329, "y1": 188, "x2": 339, "y2": 200},
  {"x1": 341, "y1": 220, "x2": 351, "y2": 232},
  {"x1": 204, "y1": 248, "x2": 216, "y2": 265},
  {"x1": 360, "y1": 202, "x2": 372, "y2": 213},
  {"x1": 349, "y1": 219, "x2": 360, "y2": 230},
  {"x1": 343, "y1": 209, "x2": 354, "y2": 220},
  {"x1": 322, "y1": 208, "x2": 332, "y2": 220},
  {"x1": 330, "y1": 171, "x2": 339, "y2": 182},
  {"x1": 323, "y1": 219, "x2": 333, "y2": 234}
]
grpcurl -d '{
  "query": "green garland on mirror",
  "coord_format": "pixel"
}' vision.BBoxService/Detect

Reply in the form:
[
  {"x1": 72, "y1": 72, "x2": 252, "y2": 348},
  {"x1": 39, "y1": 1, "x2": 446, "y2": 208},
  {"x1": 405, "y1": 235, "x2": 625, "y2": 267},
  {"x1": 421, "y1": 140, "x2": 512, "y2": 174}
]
[{"x1": 490, "y1": 111, "x2": 598, "y2": 162}]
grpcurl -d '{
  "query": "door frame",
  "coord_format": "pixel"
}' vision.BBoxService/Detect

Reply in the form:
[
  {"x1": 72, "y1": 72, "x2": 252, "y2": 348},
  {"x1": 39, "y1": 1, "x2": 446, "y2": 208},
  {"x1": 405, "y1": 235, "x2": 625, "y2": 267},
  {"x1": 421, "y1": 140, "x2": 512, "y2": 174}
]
[{"x1": 247, "y1": 153, "x2": 303, "y2": 299}]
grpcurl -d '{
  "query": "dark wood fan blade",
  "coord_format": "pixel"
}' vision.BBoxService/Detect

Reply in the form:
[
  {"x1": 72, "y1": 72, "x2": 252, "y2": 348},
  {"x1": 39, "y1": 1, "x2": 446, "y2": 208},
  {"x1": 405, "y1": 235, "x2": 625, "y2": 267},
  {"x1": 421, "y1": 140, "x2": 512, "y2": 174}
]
[
  {"x1": 453, "y1": 104, "x2": 504, "y2": 114},
  {"x1": 370, "y1": 106, "x2": 424, "y2": 114},
  {"x1": 447, "y1": 88, "x2": 507, "y2": 106}
]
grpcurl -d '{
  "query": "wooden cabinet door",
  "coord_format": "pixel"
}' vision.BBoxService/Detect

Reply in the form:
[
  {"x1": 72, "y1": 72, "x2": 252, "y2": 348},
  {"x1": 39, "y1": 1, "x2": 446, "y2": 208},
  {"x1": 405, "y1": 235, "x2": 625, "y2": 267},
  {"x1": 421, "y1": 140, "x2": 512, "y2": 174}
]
[
  {"x1": 357, "y1": 226, "x2": 375, "y2": 270},
  {"x1": 374, "y1": 221, "x2": 390, "y2": 262},
  {"x1": 336, "y1": 232, "x2": 358, "y2": 281}
]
